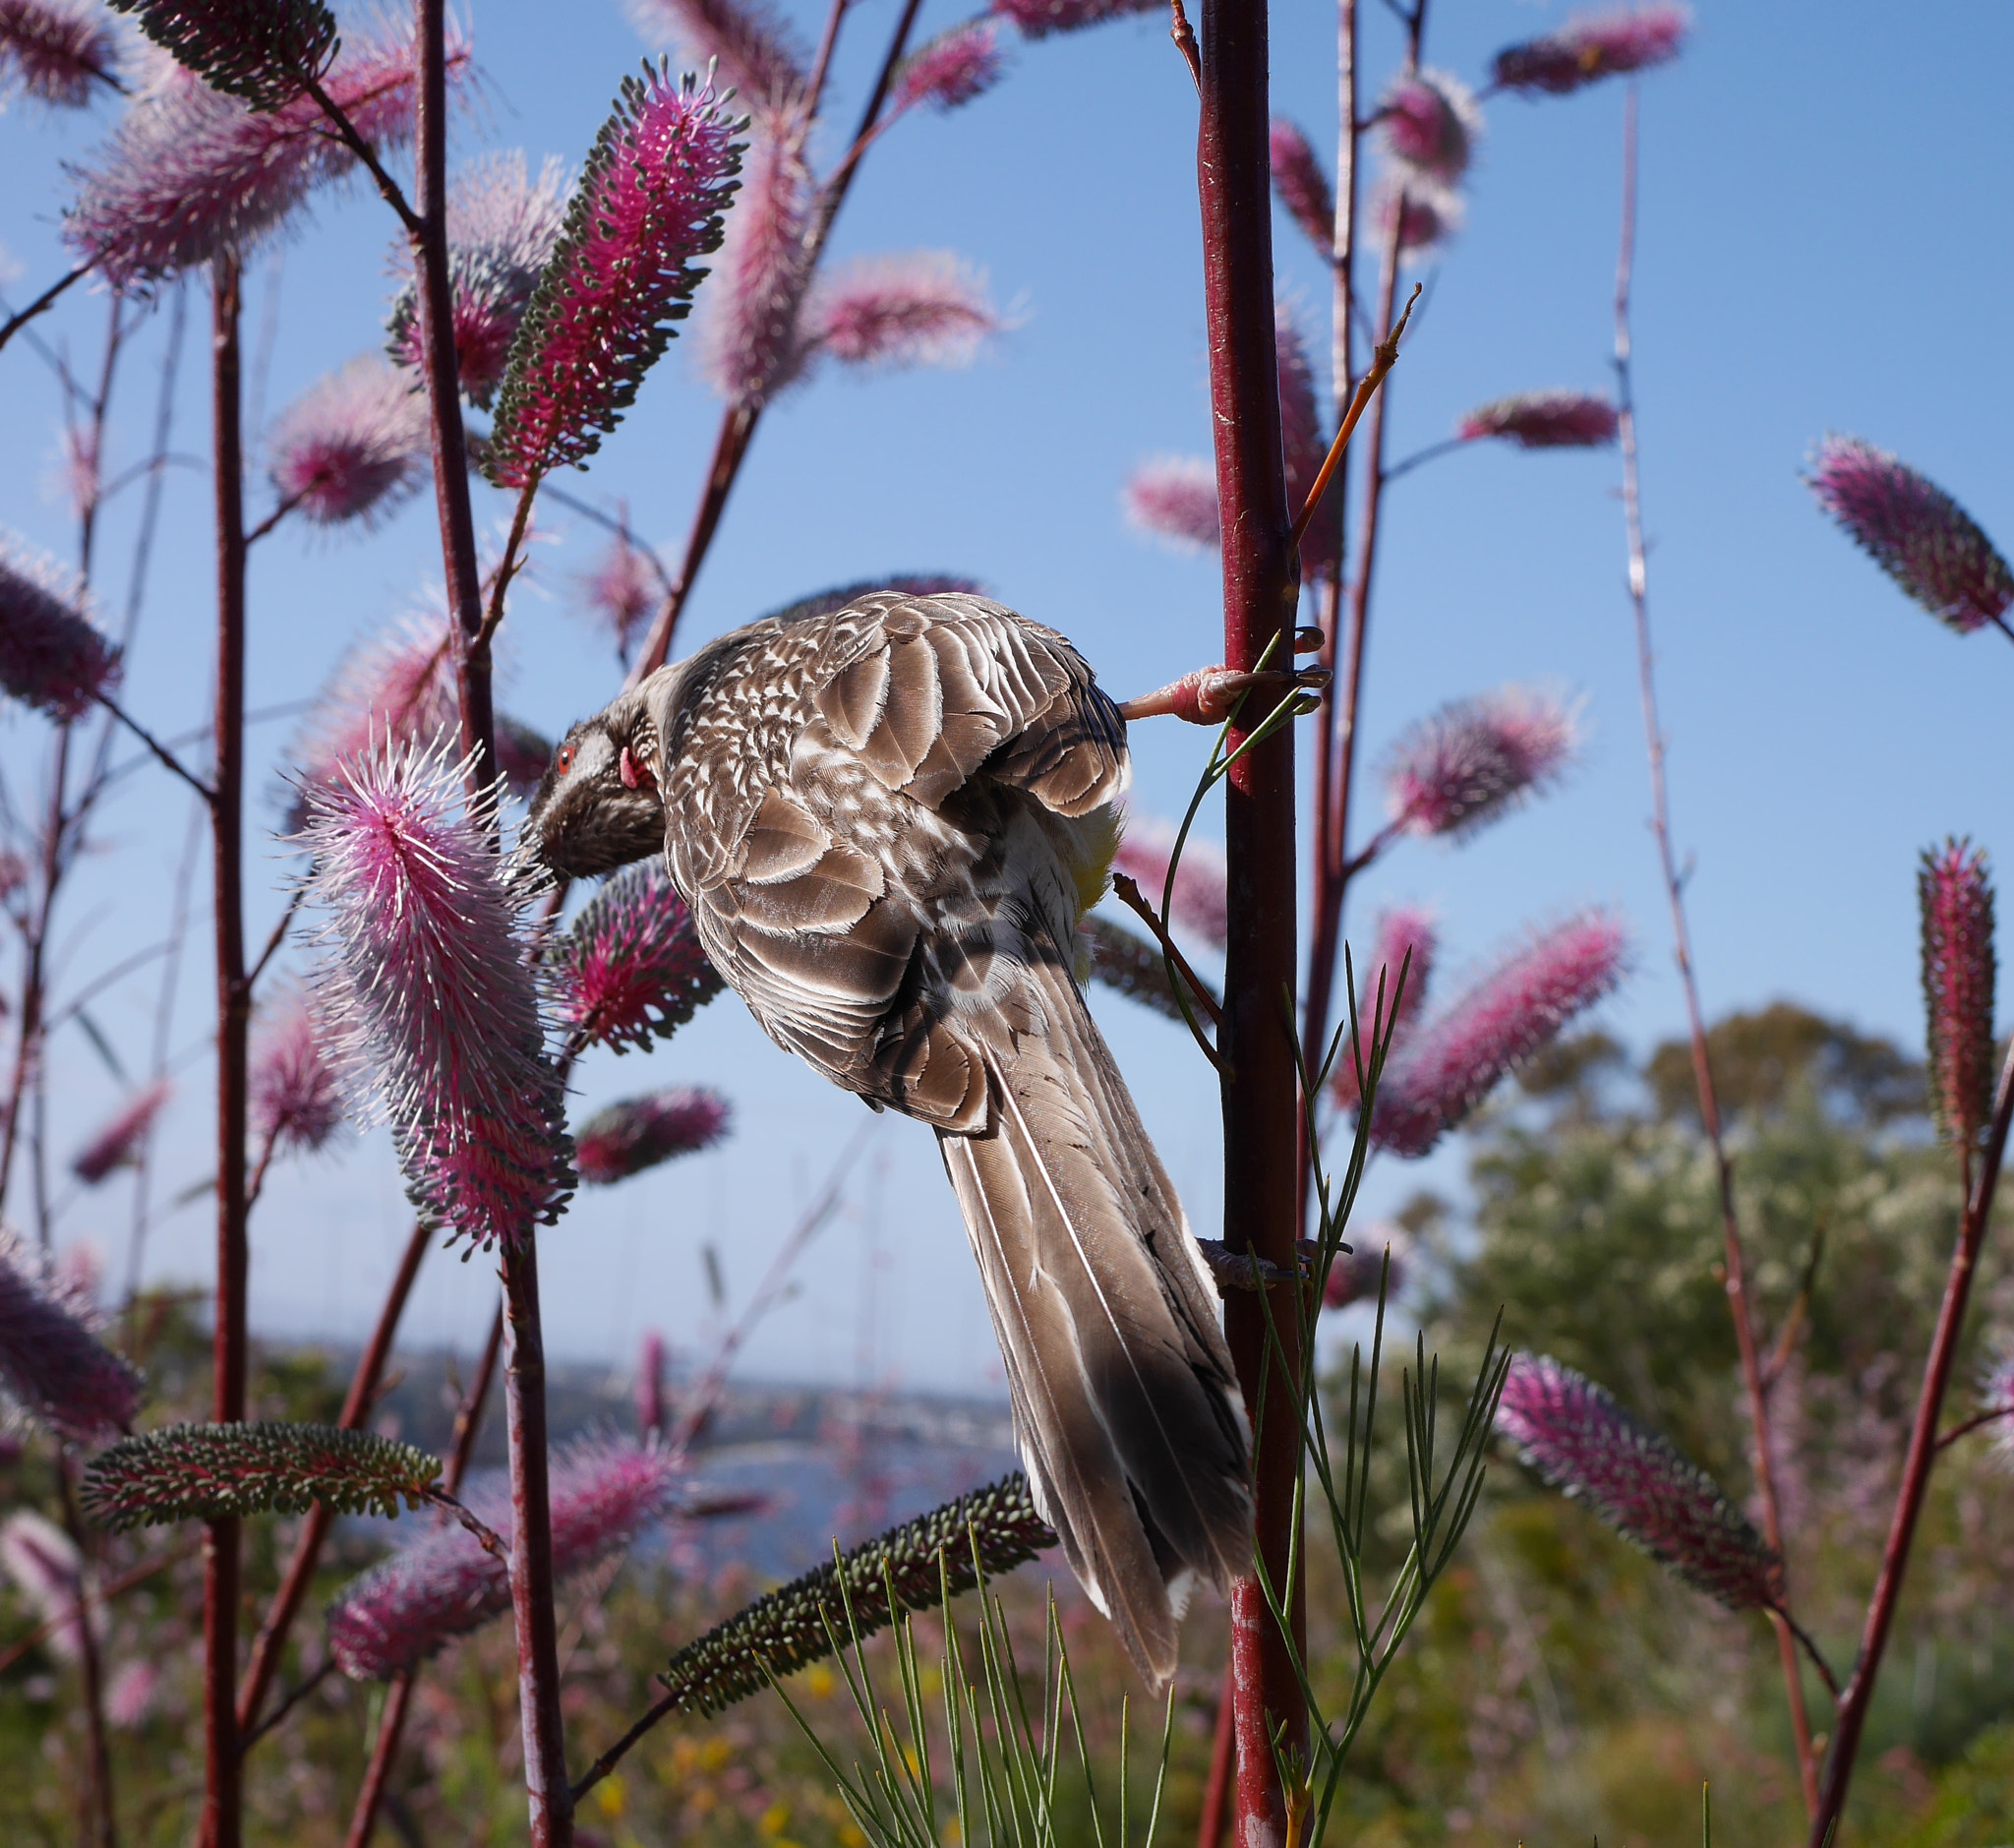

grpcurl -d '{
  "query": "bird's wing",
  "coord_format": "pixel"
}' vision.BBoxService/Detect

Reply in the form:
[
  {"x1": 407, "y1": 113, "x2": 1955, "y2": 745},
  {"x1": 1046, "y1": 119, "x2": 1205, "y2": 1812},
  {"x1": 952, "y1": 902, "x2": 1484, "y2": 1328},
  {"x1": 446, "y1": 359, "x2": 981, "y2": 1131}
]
[{"x1": 652, "y1": 592, "x2": 1128, "y2": 1121}]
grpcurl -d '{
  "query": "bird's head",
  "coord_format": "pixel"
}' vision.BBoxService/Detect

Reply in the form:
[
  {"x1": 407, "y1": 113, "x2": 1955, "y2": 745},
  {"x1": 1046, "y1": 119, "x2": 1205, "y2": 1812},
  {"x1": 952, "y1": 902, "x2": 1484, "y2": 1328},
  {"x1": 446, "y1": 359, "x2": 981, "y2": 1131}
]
[{"x1": 511, "y1": 683, "x2": 665, "y2": 883}]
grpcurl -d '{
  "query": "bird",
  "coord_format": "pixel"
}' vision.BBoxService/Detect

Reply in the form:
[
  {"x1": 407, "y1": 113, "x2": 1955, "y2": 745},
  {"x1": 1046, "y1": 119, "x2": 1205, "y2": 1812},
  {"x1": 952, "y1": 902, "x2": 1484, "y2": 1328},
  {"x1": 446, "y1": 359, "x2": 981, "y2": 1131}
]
[{"x1": 515, "y1": 588, "x2": 1251, "y2": 1687}]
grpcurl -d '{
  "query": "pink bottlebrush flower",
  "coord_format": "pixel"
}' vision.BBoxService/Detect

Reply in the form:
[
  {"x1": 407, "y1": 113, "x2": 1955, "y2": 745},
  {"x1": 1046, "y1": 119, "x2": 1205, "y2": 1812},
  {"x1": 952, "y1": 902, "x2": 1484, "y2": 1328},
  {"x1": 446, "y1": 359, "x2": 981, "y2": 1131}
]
[
  {"x1": 495, "y1": 713, "x2": 554, "y2": 802},
  {"x1": 0, "y1": 0, "x2": 117, "y2": 106},
  {"x1": 1123, "y1": 456, "x2": 1220, "y2": 552},
  {"x1": 1111, "y1": 813, "x2": 1227, "y2": 950},
  {"x1": 546, "y1": 857, "x2": 724, "y2": 1055},
  {"x1": 104, "y1": 1658, "x2": 158, "y2": 1727},
  {"x1": 1268, "y1": 118, "x2": 1333, "y2": 256},
  {"x1": 71, "y1": 1078, "x2": 172, "y2": 1184},
  {"x1": 487, "y1": 64, "x2": 741, "y2": 488},
  {"x1": 1375, "y1": 176, "x2": 1461, "y2": 261},
  {"x1": 1978, "y1": 1352, "x2": 2014, "y2": 1472},
  {"x1": 299, "y1": 739, "x2": 573, "y2": 1250},
  {"x1": 1919, "y1": 840, "x2": 1996, "y2": 1151},
  {"x1": 575, "y1": 532, "x2": 661, "y2": 659},
  {"x1": 328, "y1": 1436, "x2": 682, "y2": 1679},
  {"x1": 0, "y1": 534, "x2": 122, "y2": 721},
  {"x1": 1370, "y1": 912, "x2": 1629, "y2": 1157},
  {"x1": 250, "y1": 986, "x2": 343, "y2": 1158},
  {"x1": 0, "y1": 1229, "x2": 144, "y2": 1441},
  {"x1": 698, "y1": 118, "x2": 811, "y2": 409},
  {"x1": 0, "y1": 1510, "x2": 90, "y2": 1661},
  {"x1": 1274, "y1": 302, "x2": 1337, "y2": 582},
  {"x1": 890, "y1": 20, "x2": 1005, "y2": 115},
  {"x1": 1382, "y1": 686, "x2": 1579, "y2": 839},
  {"x1": 1492, "y1": 5, "x2": 1688, "y2": 95},
  {"x1": 1496, "y1": 1352, "x2": 1781, "y2": 1613},
  {"x1": 800, "y1": 253, "x2": 999, "y2": 374},
  {"x1": 1807, "y1": 434, "x2": 2013, "y2": 636},
  {"x1": 1459, "y1": 389, "x2": 1618, "y2": 450},
  {"x1": 65, "y1": 25, "x2": 458, "y2": 289},
  {"x1": 266, "y1": 355, "x2": 430, "y2": 530},
  {"x1": 387, "y1": 152, "x2": 569, "y2": 410},
  {"x1": 636, "y1": 1329, "x2": 667, "y2": 1438},
  {"x1": 624, "y1": 0, "x2": 806, "y2": 114},
  {"x1": 1322, "y1": 1226, "x2": 1406, "y2": 1311},
  {"x1": 575, "y1": 1087, "x2": 731, "y2": 1185},
  {"x1": 990, "y1": 0, "x2": 1158, "y2": 41},
  {"x1": 1333, "y1": 905, "x2": 1439, "y2": 1109},
  {"x1": 1379, "y1": 68, "x2": 1481, "y2": 184}
]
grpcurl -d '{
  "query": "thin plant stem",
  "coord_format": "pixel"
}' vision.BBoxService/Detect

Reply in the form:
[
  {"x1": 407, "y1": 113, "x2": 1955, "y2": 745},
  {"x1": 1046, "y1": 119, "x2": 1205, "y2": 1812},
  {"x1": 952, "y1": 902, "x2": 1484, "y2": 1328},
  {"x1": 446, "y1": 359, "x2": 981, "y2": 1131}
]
[
  {"x1": 57, "y1": 1458, "x2": 118, "y2": 1848},
  {"x1": 0, "y1": 265, "x2": 89, "y2": 355},
  {"x1": 0, "y1": 1548, "x2": 182, "y2": 1678},
  {"x1": 1610, "y1": 85, "x2": 1818, "y2": 1816}
]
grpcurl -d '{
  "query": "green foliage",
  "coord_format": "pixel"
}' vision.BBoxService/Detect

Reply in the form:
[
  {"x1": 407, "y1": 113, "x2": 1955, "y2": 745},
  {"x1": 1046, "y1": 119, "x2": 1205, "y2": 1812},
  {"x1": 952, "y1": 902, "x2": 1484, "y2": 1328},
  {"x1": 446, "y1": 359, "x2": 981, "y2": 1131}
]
[
  {"x1": 82, "y1": 1421, "x2": 441, "y2": 1529},
  {"x1": 107, "y1": 0, "x2": 338, "y2": 111}
]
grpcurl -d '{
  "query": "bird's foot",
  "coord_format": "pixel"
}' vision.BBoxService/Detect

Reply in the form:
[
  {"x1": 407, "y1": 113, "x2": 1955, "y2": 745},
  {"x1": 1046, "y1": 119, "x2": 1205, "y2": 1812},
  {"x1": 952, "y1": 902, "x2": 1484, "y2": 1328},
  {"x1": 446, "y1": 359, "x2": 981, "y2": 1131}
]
[{"x1": 1117, "y1": 663, "x2": 1329, "y2": 726}]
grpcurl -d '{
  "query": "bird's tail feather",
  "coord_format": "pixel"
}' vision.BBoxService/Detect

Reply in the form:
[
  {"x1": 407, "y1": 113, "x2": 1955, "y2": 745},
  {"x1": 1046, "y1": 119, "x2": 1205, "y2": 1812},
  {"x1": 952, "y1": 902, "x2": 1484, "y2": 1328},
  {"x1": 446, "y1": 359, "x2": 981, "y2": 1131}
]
[{"x1": 936, "y1": 955, "x2": 1252, "y2": 1690}]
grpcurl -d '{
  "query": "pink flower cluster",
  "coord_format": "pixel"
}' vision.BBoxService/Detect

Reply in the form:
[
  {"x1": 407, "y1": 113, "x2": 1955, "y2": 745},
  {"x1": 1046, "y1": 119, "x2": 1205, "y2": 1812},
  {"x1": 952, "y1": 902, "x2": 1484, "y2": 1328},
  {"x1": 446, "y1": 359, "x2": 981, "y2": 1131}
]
[
  {"x1": 1496, "y1": 1352, "x2": 1782, "y2": 1613},
  {"x1": 251, "y1": 986, "x2": 343, "y2": 1158},
  {"x1": 0, "y1": 1229, "x2": 144, "y2": 1441},
  {"x1": 1918, "y1": 840, "x2": 1996, "y2": 1151},
  {"x1": 547, "y1": 857, "x2": 725, "y2": 1054},
  {"x1": 1332, "y1": 905, "x2": 1437, "y2": 1110},
  {"x1": 1376, "y1": 178, "x2": 1461, "y2": 262},
  {"x1": 1382, "y1": 685, "x2": 1579, "y2": 839},
  {"x1": 283, "y1": 618, "x2": 458, "y2": 829},
  {"x1": 1807, "y1": 434, "x2": 2013, "y2": 636},
  {"x1": 1459, "y1": 390, "x2": 1619, "y2": 450},
  {"x1": 701, "y1": 120, "x2": 813, "y2": 406},
  {"x1": 1275, "y1": 304, "x2": 1338, "y2": 581},
  {"x1": 625, "y1": 0, "x2": 806, "y2": 116},
  {"x1": 1978, "y1": 1353, "x2": 2014, "y2": 1472},
  {"x1": 1122, "y1": 457, "x2": 1220, "y2": 553},
  {"x1": 1268, "y1": 119, "x2": 1333, "y2": 257},
  {"x1": 575, "y1": 533, "x2": 662, "y2": 660},
  {"x1": 299, "y1": 740, "x2": 572, "y2": 1249},
  {"x1": 328, "y1": 1437, "x2": 682, "y2": 1679},
  {"x1": 0, "y1": 1511, "x2": 92, "y2": 1661},
  {"x1": 1369, "y1": 911, "x2": 1628, "y2": 1157},
  {"x1": 0, "y1": 0, "x2": 116, "y2": 107},
  {"x1": 800, "y1": 254, "x2": 999, "y2": 374},
  {"x1": 0, "y1": 535, "x2": 121, "y2": 722},
  {"x1": 1490, "y1": 5, "x2": 1689, "y2": 96},
  {"x1": 1111, "y1": 813, "x2": 1228, "y2": 950},
  {"x1": 988, "y1": 0, "x2": 1160, "y2": 41},
  {"x1": 71, "y1": 1078, "x2": 173, "y2": 1184},
  {"x1": 1379, "y1": 69, "x2": 1481, "y2": 185},
  {"x1": 890, "y1": 21, "x2": 1006, "y2": 115},
  {"x1": 266, "y1": 355, "x2": 430, "y2": 530},
  {"x1": 575, "y1": 1087, "x2": 731, "y2": 1185},
  {"x1": 1321, "y1": 1227, "x2": 1406, "y2": 1312}
]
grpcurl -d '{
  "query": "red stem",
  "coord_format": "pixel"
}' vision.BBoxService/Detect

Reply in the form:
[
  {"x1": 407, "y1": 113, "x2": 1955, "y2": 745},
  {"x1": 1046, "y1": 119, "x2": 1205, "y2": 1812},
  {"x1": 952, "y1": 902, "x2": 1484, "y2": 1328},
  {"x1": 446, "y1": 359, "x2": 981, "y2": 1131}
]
[
  {"x1": 1808, "y1": 1041, "x2": 2014, "y2": 1840},
  {"x1": 203, "y1": 247, "x2": 251, "y2": 1848},
  {"x1": 57, "y1": 1459, "x2": 118, "y2": 1848}
]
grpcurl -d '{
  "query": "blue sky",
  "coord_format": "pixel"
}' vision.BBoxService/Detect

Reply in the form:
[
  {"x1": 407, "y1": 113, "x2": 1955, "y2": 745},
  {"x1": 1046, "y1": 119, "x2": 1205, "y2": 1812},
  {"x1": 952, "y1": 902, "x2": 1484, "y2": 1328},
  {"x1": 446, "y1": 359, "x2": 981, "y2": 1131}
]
[{"x1": 1, "y1": 1, "x2": 2008, "y2": 1394}]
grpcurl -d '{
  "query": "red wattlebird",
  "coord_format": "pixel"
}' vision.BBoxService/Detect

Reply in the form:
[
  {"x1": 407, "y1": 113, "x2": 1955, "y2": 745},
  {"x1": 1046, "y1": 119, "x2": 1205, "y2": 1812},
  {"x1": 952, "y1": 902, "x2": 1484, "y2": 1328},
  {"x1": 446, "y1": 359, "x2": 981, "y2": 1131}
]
[{"x1": 516, "y1": 590, "x2": 1251, "y2": 1686}]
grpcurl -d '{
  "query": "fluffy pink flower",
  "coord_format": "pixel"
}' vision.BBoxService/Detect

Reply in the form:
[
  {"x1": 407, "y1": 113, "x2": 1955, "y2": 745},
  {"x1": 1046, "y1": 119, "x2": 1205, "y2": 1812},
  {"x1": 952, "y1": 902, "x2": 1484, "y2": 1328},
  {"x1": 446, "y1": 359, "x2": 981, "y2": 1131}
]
[
  {"x1": 1459, "y1": 390, "x2": 1618, "y2": 450},
  {"x1": 0, "y1": 0, "x2": 117, "y2": 106},
  {"x1": 65, "y1": 25, "x2": 457, "y2": 289},
  {"x1": 387, "y1": 152, "x2": 569, "y2": 410},
  {"x1": 1382, "y1": 686, "x2": 1578, "y2": 839},
  {"x1": 104, "y1": 1658, "x2": 158, "y2": 1727},
  {"x1": 1375, "y1": 177, "x2": 1461, "y2": 260},
  {"x1": 546, "y1": 857, "x2": 724, "y2": 1055},
  {"x1": 1379, "y1": 69, "x2": 1481, "y2": 184},
  {"x1": 1491, "y1": 5, "x2": 1688, "y2": 95},
  {"x1": 251, "y1": 986, "x2": 343, "y2": 1157},
  {"x1": 890, "y1": 21, "x2": 1005, "y2": 114},
  {"x1": 0, "y1": 1510, "x2": 90, "y2": 1661},
  {"x1": 266, "y1": 355, "x2": 429, "y2": 530},
  {"x1": 282, "y1": 618, "x2": 458, "y2": 828},
  {"x1": 1919, "y1": 840, "x2": 1995, "y2": 1151},
  {"x1": 0, "y1": 1229, "x2": 144, "y2": 1441},
  {"x1": 1807, "y1": 434, "x2": 2013, "y2": 635},
  {"x1": 636, "y1": 1329, "x2": 668, "y2": 1439},
  {"x1": 488, "y1": 65, "x2": 740, "y2": 487},
  {"x1": 989, "y1": 0, "x2": 1158, "y2": 38},
  {"x1": 0, "y1": 534, "x2": 121, "y2": 721},
  {"x1": 327, "y1": 1437, "x2": 683, "y2": 1678},
  {"x1": 1123, "y1": 456, "x2": 1220, "y2": 552},
  {"x1": 1268, "y1": 118, "x2": 1333, "y2": 256},
  {"x1": 575, "y1": 1087, "x2": 731, "y2": 1185},
  {"x1": 801, "y1": 253, "x2": 999, "y2": 374},
  {"x1": 1370, "y1": 912, "x2": 1629, "y2": 1157},
  {"x1": 1978, "y1": 1353, "x2": 2014, "y2": 1473},
  {"x1": 299, "y1": 739, "x2": 573, "y2": 1249},
  {"x1": 1111, "y1": 813, "x2": 1227, "y2": 950},
  {"x1": 71, "y1": 1078, "x2": 172, "y2": 1184},
  {"x1": 1322, "y1": 1226, "x2": 1406, "y2": 1311},
  {"x1": 1275, "y1": 302, "x2": 1337, "y2": 581},
  {"x1": 624, "y1": 0, "x2": 806, "y2": 114},
  {"x1": 575, "y1": 533, "x2": 661, "y2": 659},
  {"x1": 699, "y1": 117, "x2": 812, "y2": 408},
  {"x1": 1497, "y1": 1353, "x2": 1781, "y2": 1612},
  {"x1": 495, "y1": 713, "x2": 554, "y2": 801}
]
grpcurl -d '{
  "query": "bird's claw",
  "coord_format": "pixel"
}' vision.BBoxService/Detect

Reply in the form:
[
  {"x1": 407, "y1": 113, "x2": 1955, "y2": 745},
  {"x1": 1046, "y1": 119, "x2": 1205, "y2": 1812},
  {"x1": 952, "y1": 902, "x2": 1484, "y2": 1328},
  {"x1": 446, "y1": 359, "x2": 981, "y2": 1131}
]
[
  {"x1": 1195, "y1": 1238, "x2": 1341, "y2": 1295},
  {"x1": 1117, "y1": 664, "x2": 1330, "y2": 726}
]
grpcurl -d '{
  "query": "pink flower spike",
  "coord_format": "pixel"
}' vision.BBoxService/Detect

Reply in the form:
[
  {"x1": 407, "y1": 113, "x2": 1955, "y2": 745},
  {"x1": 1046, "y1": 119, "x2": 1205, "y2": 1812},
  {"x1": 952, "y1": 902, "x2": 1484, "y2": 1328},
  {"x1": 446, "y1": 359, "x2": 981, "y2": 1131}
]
[
  {"x1": 575, "y1": 1087, "x2": 731, "y2": 1185},
  {"x1": 1383, "y1": 685, "x2": 1579, "y2": 839},
  {"x1": 1807, "y1": 434, "x2": 2013, "y2": 635},
  {"x1": 488, "y1": 64, "x2": 741, "y2": 487},
  {"x1": 0, "y1": 534, "x2": 122, "y2": 721},
  {"x1": 72, "y1": 1078, "x2": 172, "y2": 1184},
  {"x1": 546, "y1": 857, "x2": 724, "y2": 1055},
  {"x1": 267, "y1": 355, "x2": 430, "y2": 530},
  {"x1": 1379, "y1": 69, "x2": 1481, "y2": 185},
  {"x1": 0, "y1": 1229, "x2": 145, "y2": 1441},
  {"x1": 890, "y1": 20, "x2": 1006, "y2": 115},
  {"x1": 1333, "y1": 906, "x2": 1438, "y2": 1109},
  {"x1": 1275, "y1": 303, "x2": 1336, "y2": 581},
  {"x1": 699, "y1": 118, "x2": 812, "y2": 410},
  {"x1": 636, "y1": 1329, "x2": 668, "y2": 1438},
  {"x1": 1978, "y1": 1352, "x2": 2014, "y2": 1472},
  {"x1": 1322, "y1": 1227, "x2": 1406, "y2": 1312},
  {"x1": 1375, "y1": 176, "x2": 1461, "y2": 262},
  {"x1": 1370, "y1": 911, "x2": 1629, "y2": 1157},
  {"x1": 1111, "y1": 813, "x2": 1227, "y2": 950},
  {"x1": 104, "y1": 1658, "x2": 158, "y2": 1727},
  {"x1": 1497, "y1": 1353, "x2": 1781, "y2": 1613},
  {"x1": 1268, "y1": 119, "x2": 1333, "y2": 256},
  {"x1": 575, "y1": 532, "x2": 661, "y2": 659},
  {"x1": 299, "y1": 738, "x2": 572, "y2": 1250},
  {"x1": 803, "y1": 253, "x2": 999, "y2": 374},
  {"x1": 1123, "y1": 456, "x2": 1220, "y2": 553},
  {"x1": 0, "y1": 0, "x2": 118, "y2": 106},
  {"x1": 989, "y1": 0, "x2": 1158, "y2": 39},
  {"x1": 624, "y1": 0, "x2": 807, "y2": 114},
  {"x1": 1459, "y1": 390, "x2": 1618, "y2": 450},
  {"x1": 0, "y1": 1511, "x2": 91, "y2": 1661},
  {"x1": 1919, "y1": 839, "x2": 1996, "y2": 1151},
  {"x1": 328, "y1": 1436, "x2": 683, "y2": 1679},
  {"x1": 251, "y1": 985, "x2": 342, "y2": 1158},
  {"x1": 1491, "y1": 5, "x2": 1689, "y2": 96}
]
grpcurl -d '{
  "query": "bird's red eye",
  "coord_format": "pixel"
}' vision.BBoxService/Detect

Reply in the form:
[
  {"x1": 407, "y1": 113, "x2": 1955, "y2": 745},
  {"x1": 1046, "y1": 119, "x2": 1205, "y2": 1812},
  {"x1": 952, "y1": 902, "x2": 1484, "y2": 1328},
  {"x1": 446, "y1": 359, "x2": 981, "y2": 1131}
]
[{"x1": 555, "y1": 744, "x2": 576, "y2": 776}]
